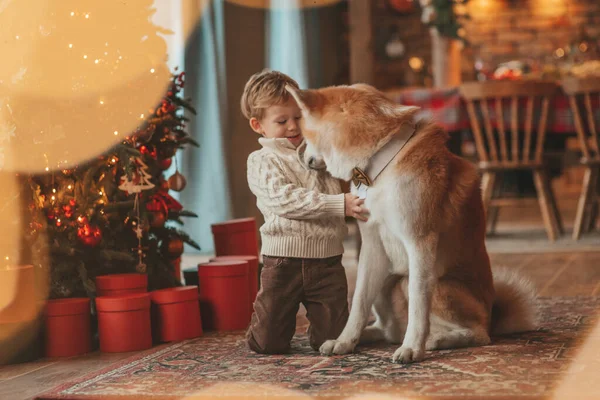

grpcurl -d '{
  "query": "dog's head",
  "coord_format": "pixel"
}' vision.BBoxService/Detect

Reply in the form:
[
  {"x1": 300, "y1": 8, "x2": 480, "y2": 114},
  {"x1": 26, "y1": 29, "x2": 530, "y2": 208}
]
[{"x1": 286, "y1": 84, "x2": 419, "y2": 181}]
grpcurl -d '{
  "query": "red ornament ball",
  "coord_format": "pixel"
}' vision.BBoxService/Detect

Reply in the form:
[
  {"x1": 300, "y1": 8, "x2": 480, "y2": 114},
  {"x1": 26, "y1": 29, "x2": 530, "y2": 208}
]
[
  {"x1": 139, "y1": 145, "x2": 157, "y2": 159},
  {"x1": 162, "y1": 237, "x2": 184, "y2": 259},
  {"x1": 149, "y1": 211, "x2": 167, "y2": 228},
  {"x1": 158, "y1": 158, "x2": 172, "y2": 170},
  {"x1": 77, "y1": 224, "x2": 102, "y2": 247}
]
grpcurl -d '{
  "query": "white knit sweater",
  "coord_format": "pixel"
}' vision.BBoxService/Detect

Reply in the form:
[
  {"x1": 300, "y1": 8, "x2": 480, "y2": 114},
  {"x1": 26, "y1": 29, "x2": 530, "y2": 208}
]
[{"x1": 247, "y1": 137, "x2": 347, "y2": 259}]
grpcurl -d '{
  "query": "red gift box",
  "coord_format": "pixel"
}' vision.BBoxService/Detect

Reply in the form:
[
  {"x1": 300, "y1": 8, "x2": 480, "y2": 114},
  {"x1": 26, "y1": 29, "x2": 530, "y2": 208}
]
[
  {"x1": 44, "y1": 298, "x2": 91, "y2": 358},
  {"x1": 209, "y1": 255, "x2": 258, "y2": 318},
  {"x1": 211, "y1": 218, "x2": 258, "y2": 258},
  {"x1": 96, "y1": 293, "x2": 152, "y2": 353},
  {"x1": 95, "y1": 273, "x2": 147, "y2": 297},
  {"x1": 197, "y1": 261, "x2": 250, "y2": 331},
  {"x1": 150, "y1": 286, "x2": 203, "y2": 342}
]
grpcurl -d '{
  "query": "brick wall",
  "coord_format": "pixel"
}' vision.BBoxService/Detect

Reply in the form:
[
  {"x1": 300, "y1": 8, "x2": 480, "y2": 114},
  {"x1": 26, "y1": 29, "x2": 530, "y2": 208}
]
[
  {"x1": 345, "y1": 0, "x2": 600, "y2": 89},
  {"x1": 462, "y1": 0, "x2": 600, "y2": 79}
]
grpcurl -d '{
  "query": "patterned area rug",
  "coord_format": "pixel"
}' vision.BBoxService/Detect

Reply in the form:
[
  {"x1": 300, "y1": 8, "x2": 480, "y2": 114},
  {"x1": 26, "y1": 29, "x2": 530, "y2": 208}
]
[{"x1": 38, "y1": 297, "x2": 600, "y2": 400}]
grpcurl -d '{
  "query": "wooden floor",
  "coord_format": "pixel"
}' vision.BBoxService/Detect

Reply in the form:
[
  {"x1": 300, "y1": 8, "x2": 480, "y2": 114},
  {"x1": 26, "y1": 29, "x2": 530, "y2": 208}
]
[{"x1": 1, "y1": 176, "x2": 599, "y2": 400}]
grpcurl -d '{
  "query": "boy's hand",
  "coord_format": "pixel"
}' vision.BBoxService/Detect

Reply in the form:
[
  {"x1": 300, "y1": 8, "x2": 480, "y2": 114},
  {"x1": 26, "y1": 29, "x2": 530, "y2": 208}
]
[{"x1": 345, "y1": 193, "x2": 368, "y2": 222}]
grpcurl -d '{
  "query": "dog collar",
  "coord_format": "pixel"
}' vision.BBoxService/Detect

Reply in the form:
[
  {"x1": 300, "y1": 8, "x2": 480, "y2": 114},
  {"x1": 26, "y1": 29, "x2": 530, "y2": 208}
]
[{"x1": 351, "y1": 123, "x2": 416, "y2": 188}]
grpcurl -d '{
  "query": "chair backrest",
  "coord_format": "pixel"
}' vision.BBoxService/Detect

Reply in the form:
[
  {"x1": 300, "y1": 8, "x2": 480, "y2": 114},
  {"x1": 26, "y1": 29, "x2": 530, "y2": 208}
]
[
  {"x1": 561, "y1": 77, "x2": 600, "y2": 162},
  {"x1": 459, "y1": 80, "x2": 558, "y2": 166}
]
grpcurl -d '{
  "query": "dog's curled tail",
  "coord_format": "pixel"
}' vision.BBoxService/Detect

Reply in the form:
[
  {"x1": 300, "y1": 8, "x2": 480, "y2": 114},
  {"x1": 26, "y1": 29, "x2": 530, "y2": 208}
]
[{"x1": 490, "y1": 266, "x2": 539, "y2": 336}]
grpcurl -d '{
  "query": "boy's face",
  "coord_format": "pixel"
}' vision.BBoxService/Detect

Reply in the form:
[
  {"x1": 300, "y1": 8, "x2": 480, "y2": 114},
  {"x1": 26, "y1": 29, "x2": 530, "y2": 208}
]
[{"x1": 250, "y1": 98, "x2": 303, "y2": 148}]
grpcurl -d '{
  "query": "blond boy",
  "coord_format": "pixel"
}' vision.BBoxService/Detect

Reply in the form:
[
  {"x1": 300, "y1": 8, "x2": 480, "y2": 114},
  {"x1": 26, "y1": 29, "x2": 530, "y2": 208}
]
[{"x1": 242, "y1": 69, "x2": 365, "y2": 354}]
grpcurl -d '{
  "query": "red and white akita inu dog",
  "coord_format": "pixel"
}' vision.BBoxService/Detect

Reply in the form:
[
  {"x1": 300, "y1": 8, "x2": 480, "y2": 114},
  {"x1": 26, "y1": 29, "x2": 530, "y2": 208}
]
[{"x1": 286, "y1": 83, "x2": 537, "y2": 364}]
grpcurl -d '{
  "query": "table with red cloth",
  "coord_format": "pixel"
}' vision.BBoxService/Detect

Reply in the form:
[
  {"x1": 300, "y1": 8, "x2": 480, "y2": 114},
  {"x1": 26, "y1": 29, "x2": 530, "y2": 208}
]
[{"x1": 385, "y1": 85, "x2": 596, "y2": 135}]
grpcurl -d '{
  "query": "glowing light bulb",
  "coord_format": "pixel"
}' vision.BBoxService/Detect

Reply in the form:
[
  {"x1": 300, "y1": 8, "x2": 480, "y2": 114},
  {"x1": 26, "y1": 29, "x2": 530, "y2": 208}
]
[
  {"x1": 98, "y1": 191, "x2": 103, "y2": 196},
  {"x1": 67, "y1": 185, "x2": 73, "y2": 190},
  {"x1": 52, "y1": 188, "x2": 57, "y2": 193},
  {"x1": 140, "y1": 114, "x2": 144, "y2": 119},
  {"x1": 94, "y1": 59, "x2": 99, "y2": 64},
  {"x1": 45, "y1": 167, "x2": 49, "y2": 171},
  {"x1": 5, "y1": 256, "x2": 9, "y2": 261},
  {"x1": 68, "y1": 43, "x2": 73, "y2": 48},
  {"x1": 99, "y1": 100, "x2": 104, "y2": 105},
  {"x1": 83, "y1": 54, "x2": 88, "y2": 59},
  {"x1": 51, "y1": 195, "x2": 56, "y2": 201},
  {"x1": 85, "y1": 13, "x2": 90, "y2": 19},
  {"x1": 150, "y1": 68, "x2": 155, "y2": 73},
  {"x1": 70, "y1": 11, "x2": 75, "y2": 16},
  {"x1": 113, "y1": 131, "x2": 119, "y2": 135}
]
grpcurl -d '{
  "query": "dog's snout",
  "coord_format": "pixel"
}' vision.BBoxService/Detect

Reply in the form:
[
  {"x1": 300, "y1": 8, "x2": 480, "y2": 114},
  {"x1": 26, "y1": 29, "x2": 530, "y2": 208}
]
[{"x1": 308, "y1": 157, "x2": 316, "y2": 168}]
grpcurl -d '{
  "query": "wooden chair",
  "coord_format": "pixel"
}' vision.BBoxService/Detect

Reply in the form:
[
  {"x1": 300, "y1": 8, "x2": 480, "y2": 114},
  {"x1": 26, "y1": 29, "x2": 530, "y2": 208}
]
[
  {"x1": 561, "y1": 77, "x2": 600, "y2": 240},
  {"x1": 459, "y1": 80, "x2": 563, "y2": 241}
]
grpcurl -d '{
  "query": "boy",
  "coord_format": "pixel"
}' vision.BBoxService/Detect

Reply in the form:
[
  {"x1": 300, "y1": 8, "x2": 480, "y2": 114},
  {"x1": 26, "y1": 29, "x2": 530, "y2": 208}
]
[{"x1": 242, "y1": 69, "x2": 366, "y2": 354}]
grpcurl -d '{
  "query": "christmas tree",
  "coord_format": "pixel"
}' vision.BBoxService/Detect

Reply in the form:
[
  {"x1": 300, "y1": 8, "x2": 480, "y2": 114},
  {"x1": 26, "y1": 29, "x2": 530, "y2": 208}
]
[{"x1": 24, "y1": 70, "x2": 200, "y2": 299}]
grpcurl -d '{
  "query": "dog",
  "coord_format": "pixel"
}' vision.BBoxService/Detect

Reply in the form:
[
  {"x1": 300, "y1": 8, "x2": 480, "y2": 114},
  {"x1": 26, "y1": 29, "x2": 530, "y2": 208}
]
[{"x1": 285, "y1": 83, "x2": 538, "y2": 364}]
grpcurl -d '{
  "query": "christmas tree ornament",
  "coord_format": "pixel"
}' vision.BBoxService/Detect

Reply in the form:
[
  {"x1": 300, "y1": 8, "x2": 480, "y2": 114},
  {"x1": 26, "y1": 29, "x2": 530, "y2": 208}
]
[
  {"x1": 77, "y1": 224, "x2": 102, "y2": 247},
  {"x1": 158, "y1": 158, "x2": 172, "y2": 170},
  {"x1": 118, "y1": 158, "x2": 155, "y2": 194},
  {"x1": 385, "y1": 34, "x2": 406, "y2": 59},
  {"x1": 149, "y1": 211, "x2": 167, "y2": 228},
  {"x1": 168, "y1": 171, "x2": 187, "y2": 192},
  {"x1": 159, "y1": 178, "x2": 170, "y2": 193},
  {"x1": 136, "y1": 262, "x2": 147, "y2": 274},
  {"x1": 162, "y1": 237, "x2": 184, "y2": 259},
  {"x1": 139, "y1": 145, "x2": 157, "y2": 159}
]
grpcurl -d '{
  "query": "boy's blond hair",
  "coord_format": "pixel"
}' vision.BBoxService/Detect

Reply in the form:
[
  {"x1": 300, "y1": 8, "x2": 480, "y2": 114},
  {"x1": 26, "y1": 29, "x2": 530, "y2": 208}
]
[{"x1": 240, "y1": 69, "x2": 300, "y2": 120}]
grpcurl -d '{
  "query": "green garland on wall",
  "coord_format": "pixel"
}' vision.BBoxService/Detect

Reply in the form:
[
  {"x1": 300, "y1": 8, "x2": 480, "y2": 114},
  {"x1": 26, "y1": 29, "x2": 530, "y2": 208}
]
[{"x1": 419, "y1": 0, "x2": 470, "y2": 44}]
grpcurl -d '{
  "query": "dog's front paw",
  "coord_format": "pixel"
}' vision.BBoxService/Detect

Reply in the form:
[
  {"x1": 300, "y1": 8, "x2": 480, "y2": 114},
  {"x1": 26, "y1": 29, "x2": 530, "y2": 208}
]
[
  {"x1": 391, "y1": 345, "x2": 425, "y2": 364},
  {"x1": 319, "y1": 339, "x2": 355, "y2": 356}
]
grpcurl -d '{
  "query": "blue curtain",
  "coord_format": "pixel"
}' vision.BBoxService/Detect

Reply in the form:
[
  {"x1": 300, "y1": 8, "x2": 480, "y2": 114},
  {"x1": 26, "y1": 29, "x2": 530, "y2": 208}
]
[
  {"x1": 267, "y1": 0, "x2": 309, "y2": 89},
  {"x1": 181, "y1": 0, "x2": 232, "y2": 254}
]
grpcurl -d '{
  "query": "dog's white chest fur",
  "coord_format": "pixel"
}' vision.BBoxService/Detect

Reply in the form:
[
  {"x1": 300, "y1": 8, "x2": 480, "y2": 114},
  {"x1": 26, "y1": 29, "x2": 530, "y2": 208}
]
[{"x1": 353, "y1": 176, "x2": 411, "y2": 276}]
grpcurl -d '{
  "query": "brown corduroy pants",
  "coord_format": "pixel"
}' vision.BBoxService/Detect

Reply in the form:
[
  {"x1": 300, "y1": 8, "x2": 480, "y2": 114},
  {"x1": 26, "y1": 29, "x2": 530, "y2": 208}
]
[{"x1": 246, "y1": 255, "x2": 349, "y2": 354}]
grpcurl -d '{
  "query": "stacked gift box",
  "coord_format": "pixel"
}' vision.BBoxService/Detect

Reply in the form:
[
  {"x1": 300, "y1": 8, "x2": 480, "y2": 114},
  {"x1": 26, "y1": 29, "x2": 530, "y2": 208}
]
[{"x1": 1, "y1": 217, "x2": 260, "y2": 361}]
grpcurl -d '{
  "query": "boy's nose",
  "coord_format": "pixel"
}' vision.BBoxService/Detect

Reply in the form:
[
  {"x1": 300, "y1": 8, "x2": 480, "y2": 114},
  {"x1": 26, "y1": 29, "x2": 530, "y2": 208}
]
[{"x1": 288, "y1": 120, "x2": 299, "y2": 131}]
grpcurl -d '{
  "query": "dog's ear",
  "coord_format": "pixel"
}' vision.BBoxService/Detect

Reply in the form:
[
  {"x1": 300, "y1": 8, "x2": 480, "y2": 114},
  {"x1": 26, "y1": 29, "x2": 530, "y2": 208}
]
[
  {"x1": 379, "y1": 103, "x2": 420, "y2": 120},
  {"x1": 285, "y1": 85, "x2": 320, "y2": 113}
]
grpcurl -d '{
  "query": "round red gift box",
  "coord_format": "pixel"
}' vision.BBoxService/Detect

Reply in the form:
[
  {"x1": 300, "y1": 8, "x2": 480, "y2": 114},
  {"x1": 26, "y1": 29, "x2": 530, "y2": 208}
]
[
  {"x1": 150, "y1": 286, "x2": 203, "y2": 342},
  {"x1": 197, "y1": 261, "x2": 250, "y2": 331},
  {"x1": 96, "y1": 293, "x2": 152, "y2": 353},
  {"x1": 44, "y1": 298, "x2": 91, "y2": 358},
  {"x1": 210, "y1": 218, "x2": 258, "y2": 257},
  {"x1": 209, "y1": 255, "x2": 258, "y2": 318},
  {"x1": 95, "y1": 273, "x2": 147, "y2": 297}
]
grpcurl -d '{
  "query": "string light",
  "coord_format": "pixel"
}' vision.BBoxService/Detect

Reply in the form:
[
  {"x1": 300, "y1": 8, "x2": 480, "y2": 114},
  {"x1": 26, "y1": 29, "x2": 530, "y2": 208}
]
[
  {"x1": 15, "y1": 35, "x2": 19, "y2": 40},
  {"x1": 51, "y1": 195, "x2": 56, "y2": 201},
  {"x1": 150, "y1": 68, "x2": 155, "y2": 73},
  {"x1": 45, "y1": 167, "x2": 50, "y2": 171},
  {"x1": 85, "y1": 13, "x2": 90, "y2": 19},
  {"x1": 98, "y1": 191, "x2": 103, "y2": 196},
  {"x1": 83, "y1": 55, "x2": 88, "y2": 59},
  {"x1": 94, "y1": 59, "x2": 99, "y2": 64},
  {"x1": 99, "y1": 100, "x2": 104, "y2": 105},
  {"x1": 68, "y1": 44, "x2": 73, "y2": 48},
  {"x1": 140, "y1": 114, "x2": 144, "y2": 119},
  {"x1": 113, "y1": 130, "x2": 119, "y2": 135},
  {"x1": 67, "y1": 185, "x2": 73, "y2": 190},
  {"x1": 5, "y1": 256, "x2": 9, "y2": 261},
  {"x1": 70, "y1": 11, "x2": 75, "y2": 16},
  {"x1": 52, "y1": 188, "x2": 57, "y2": 193}
]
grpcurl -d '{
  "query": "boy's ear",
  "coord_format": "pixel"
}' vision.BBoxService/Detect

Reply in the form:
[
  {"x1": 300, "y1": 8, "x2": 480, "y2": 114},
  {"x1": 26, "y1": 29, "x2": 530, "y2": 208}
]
[{"x1": 249, "y1": 117, "x2": 262, "y2": 134}]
